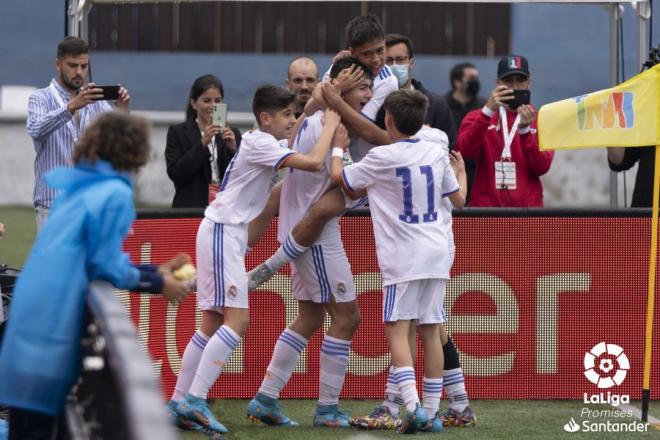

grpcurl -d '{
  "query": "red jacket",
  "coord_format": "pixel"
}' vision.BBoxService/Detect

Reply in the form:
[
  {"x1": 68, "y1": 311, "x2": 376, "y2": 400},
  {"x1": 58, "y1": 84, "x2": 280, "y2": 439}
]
[{"x1": 457, "y1": 106, "x2": 554, "y2": 207}]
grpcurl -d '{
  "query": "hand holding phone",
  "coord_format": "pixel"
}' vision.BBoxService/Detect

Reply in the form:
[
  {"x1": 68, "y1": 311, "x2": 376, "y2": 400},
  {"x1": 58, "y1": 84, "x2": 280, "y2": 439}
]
[
  {"x1": 508, "y1": 89, "x2": 531, "y2": 110},
  {"x1": 67, "y1": 83, "x2": 104, "y2": 112},
  {"x1": 89, "y1": 85, "x2": 121, "y2": 101},
  {"x1": 213, "y1": 103, "x2": 227, "y2": 129}
]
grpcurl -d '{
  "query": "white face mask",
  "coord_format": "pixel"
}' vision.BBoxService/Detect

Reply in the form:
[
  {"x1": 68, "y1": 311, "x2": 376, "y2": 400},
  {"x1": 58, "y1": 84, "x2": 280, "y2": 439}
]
[{"x1": 389, "y1": 64, "x2": 410, "y2": 88}]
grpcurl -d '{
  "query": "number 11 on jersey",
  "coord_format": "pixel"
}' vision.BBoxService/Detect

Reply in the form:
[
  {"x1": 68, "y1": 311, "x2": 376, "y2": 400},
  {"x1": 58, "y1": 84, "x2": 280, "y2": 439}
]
[{"x1": 396, "y1": 165, "x2": 438, "y2": 224}]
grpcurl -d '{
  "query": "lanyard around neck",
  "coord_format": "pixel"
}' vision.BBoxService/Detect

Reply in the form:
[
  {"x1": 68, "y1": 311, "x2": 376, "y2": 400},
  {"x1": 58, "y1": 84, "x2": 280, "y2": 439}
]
[{"x1": 499, "y1": 106, "x2": 520, "y2": 160}]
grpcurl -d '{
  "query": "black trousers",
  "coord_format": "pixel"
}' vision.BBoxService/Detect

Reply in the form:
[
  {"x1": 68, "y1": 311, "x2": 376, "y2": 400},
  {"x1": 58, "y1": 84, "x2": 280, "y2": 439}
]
[{"x1": 8, "y1": 407, "x2": 63, "y2": 440}]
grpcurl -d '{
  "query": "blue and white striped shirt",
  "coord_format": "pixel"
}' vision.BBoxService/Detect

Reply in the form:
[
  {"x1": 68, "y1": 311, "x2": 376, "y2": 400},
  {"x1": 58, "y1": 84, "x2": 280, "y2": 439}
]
[{"x1": 26, "y1": 79, "x2": 112, "y2": 208}]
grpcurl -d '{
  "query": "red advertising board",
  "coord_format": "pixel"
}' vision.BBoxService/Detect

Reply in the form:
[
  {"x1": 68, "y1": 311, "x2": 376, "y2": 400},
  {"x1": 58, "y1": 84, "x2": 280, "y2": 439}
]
[{"x1": 121, "y1": 214, "x2": 660, "y2": 400}]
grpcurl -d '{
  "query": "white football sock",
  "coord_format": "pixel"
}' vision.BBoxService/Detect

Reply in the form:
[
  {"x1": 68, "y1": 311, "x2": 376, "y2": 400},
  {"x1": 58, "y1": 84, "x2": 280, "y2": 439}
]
[
  {"x1": 318, "y1": 335, "x2": 351, "y2": 406},
  {"x1": 382, "y1": 365, "x2": 403, "y2": 417},
  {"x1": 392, "y1": 366, "x2": 419, "y2": 413},
  {"x1": 259, "y1": 329, "x2": 308, "y2": 399},
  {"x1": 422, "y1": 377, "x2": 443, "y2": 418},
  {"x1": 444, "y1": 368, "x2": 469, "y2": 412},
  {"x1": 189, "y1": 325, "x2": 240, "y2": 399},
  {"x1": 264, "y1": 232, "x2": 309, "y2": 272},
  {"x1": 171, "y1": 330, "x2": 209, "y2": 402}
]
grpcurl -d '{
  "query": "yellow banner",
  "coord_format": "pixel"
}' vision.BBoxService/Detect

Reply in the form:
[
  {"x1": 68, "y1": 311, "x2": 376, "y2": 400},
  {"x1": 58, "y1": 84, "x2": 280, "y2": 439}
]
[{"x1": 539, "y1": 64, "x2": 660, "y2": 151}]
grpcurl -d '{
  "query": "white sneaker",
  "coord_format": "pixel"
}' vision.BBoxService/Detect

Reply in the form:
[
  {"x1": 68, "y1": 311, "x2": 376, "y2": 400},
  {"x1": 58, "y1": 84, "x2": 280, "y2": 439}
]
[{"x1": 247, "y1": 263, "x2": 276, "y2": 290}]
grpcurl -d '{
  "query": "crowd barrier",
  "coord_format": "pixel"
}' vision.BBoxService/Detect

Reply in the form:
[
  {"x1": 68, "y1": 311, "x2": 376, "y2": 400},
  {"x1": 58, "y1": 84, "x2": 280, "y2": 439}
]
[
  {"x1": 67, "y1": 281, "x2": 176, "y2": 439},
  {"x1": 120, "y1": 208, "x2": 660, "y2": 400}
]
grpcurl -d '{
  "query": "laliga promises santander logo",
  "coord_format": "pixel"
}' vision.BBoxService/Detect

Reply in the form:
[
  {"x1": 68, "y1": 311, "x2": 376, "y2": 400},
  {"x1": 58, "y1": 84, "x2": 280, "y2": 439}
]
[{"x1": 584, "y1": 342, "x2": 629, "y2": 388}]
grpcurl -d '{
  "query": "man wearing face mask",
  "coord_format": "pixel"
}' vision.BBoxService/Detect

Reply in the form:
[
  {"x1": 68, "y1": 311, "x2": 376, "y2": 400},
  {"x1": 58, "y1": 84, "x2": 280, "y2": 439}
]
[
  {"x1": 381, "y1": 34, "x2": 456, "y2": 147},
  {"x1": 456, "y1": 55, "x2": 553, "y2": 207},
  {"x1": 446, "y1": 63, "x2": 486, "y2": 128},
  {"x1": 446, "y1": 63, "x2": 486, "y2": 201},
  {"x1": 26, "y1": 37, "x2": 130, "y2": 230}
]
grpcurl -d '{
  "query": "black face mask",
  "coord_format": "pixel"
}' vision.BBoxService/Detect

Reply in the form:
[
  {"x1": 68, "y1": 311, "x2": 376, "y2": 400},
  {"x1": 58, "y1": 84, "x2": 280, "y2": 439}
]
[{"x1": 466, "y1": 78, "x2": 480, "y2": 97}]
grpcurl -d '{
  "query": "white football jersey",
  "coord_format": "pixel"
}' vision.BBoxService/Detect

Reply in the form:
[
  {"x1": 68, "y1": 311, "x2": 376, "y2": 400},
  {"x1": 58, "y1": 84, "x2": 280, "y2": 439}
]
[
  {"x1": 324, "y1": 64, "x2": 398, "y2": 162},
  {"x1": 277, "y1": 111, "x2": 338, "y2": 242},
  {"x1": 415, "y1": 126, "x2": 455, "y2": 254},
  {"x1": 361, "y1": 65, "x2": 398, "y2": 122},
  {"x1": 342, "y1": 137, "x2": 459, "y2": 285},
  {"x1": 205, "y1": 129, "x2": 294, "y2": 225}
]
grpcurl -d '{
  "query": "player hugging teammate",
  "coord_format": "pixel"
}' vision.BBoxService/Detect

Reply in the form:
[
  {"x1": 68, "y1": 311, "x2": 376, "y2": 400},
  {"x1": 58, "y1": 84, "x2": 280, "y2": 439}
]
[{"x1": 170, "y1": 13, "x2": 476, "y2": 436}]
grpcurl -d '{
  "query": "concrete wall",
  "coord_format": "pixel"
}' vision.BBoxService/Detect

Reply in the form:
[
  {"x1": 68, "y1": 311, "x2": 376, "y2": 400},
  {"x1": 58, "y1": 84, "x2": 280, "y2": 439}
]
[
  {"x1": 0, "y1": 111, "x2": 256, "y2": 207},
  {"x1": 0, "y1": 110, "x2": 636, "y2": 207}
]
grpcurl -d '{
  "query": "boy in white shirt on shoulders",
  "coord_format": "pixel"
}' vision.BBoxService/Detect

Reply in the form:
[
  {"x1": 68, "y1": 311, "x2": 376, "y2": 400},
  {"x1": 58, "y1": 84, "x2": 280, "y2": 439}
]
[{"x1": 247, "y1": 14, "x2": 397, "y2": 289}]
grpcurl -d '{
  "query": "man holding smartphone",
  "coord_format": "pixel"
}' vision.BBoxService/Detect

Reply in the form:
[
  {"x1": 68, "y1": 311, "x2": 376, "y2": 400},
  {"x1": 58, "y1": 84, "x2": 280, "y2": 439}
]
[
  {"x1": 26, "y1": 36, "x2": 130, "y2": 230},
  {"x1": 456, "y1": 55, "x2": 554, "y2": 207}
]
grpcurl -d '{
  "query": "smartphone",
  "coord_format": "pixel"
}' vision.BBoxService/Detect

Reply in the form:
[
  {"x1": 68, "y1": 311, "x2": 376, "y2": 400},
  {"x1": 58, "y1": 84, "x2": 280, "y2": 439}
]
[
  {"x1": 508, "y1": 89, "x2": 531, "y2": 110},
  {"x1": 213, "y1": 103, "x2": 227, "y2": 129},
  {"x1": 91, "y1": 85, "x2": 120, "y2": 101}
]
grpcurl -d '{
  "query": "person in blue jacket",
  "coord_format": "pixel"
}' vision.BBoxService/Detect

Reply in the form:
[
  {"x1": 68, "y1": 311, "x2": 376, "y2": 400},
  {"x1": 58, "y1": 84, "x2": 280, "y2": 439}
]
[{"x1": 0, "y1": 112, "x2": 190, "y2": 440}]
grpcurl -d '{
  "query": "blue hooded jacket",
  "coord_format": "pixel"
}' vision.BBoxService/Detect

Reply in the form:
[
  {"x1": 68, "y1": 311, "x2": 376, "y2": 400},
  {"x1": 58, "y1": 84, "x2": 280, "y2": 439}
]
[{"x1": 0, "y1": 160, "x2": 142, "y2": 415}]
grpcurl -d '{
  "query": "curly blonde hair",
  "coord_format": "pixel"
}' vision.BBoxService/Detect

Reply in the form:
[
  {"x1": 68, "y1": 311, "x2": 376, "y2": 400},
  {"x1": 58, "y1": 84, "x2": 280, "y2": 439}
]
[{"x1": 72, "y1": 112, "x2": 151, "y2": 172}]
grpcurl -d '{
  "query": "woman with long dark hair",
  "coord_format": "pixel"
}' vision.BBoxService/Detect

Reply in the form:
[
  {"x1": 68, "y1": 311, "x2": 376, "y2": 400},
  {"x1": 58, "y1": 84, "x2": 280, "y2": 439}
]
[{"x1": 165, "y1": 75, "x2": 241, "y2": 208}]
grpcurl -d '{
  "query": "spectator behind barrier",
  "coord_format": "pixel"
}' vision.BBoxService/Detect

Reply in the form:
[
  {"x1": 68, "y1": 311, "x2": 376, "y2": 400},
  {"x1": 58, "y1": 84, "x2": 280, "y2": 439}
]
[
  {"x1": 26, "y1": 36, "x2": 130, "y2": 231},
  {"x1": 456, "y1": 55, "x2": 554, "y2": 207},
  {"x1": 285, "y1": 56, "x2": 319, "y2": 118},
  {"x1": 445, "y1": 62, "x2": 487, "y2": 202},
  {"x1": 0, "y1": 112, "x2": 191, "y2": 440},
  {"x1": 607, "y1": 146, "x2": 654, "y2": 207},
  {"x1": 165, "y1": 75, "x2": 241, "y2": 208},
  {"x1": 375, "y1": 34, "x2": 456, "y2": 147}
]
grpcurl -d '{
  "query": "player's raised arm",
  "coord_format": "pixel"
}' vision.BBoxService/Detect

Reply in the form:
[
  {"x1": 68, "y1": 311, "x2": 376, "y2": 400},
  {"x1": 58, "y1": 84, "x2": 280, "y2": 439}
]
[
  {"x1": 448, "y1": 150, "x2": 467, "y2": 208},
  {"x1": 322, "y1": 81, "x2": 391, "y2": 146},
  {"x1": 287, "y1": 113, "x2": 307, "y2": 147},
  {"x1": 331, "y1": 128, "x2": 374, "y2": 200},
  {"x1": 303, "y1": 82, "x2": 326, "y2": 116},
  {"x1": 329, "y1": 123, "x2": 350, "y2": 186},
  {"x1": 281, "y1": 109, "x2": 341, "y2": 172}
]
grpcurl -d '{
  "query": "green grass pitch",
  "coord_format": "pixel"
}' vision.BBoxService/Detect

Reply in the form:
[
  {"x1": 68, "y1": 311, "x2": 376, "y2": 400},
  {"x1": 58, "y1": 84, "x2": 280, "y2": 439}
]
[{"x1": 178, "y1": 399, "x2": 660, "y2": 439}]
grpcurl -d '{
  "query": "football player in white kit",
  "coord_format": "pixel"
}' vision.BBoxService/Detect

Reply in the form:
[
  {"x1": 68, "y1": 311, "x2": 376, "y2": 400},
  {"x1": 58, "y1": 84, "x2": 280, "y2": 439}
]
[
  {"x1": 247, "y1": 14, "x2": 398, "y2": 288},
  {"x1": 331, "y1": 89, "x2": 466, "y2": 434},
  {"x1": 246, "y1": 56, "x2": 374, "y2": 429},
  {"x1": 171, "y1": 85, "x2": 344, "y2": 434},
  {"x1": 352, "y1": 127, "x2": 474, "y2": 431}
]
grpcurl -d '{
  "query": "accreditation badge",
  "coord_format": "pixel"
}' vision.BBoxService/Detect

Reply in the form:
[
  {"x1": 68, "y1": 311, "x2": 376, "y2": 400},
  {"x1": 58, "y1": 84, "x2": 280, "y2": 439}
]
[{"x1": 495, "y1": 160, "x2": 516, "y2": 190}]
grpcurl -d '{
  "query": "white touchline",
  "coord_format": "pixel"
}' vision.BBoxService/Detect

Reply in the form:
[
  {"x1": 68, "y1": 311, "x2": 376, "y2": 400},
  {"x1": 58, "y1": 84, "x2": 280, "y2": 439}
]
[{"x1": 614, "y1": 402, "x2": 660, "y2": 430}]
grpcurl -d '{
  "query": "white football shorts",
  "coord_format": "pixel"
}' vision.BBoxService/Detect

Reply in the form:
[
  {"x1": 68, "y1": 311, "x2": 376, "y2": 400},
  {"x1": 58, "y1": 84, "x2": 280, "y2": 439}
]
[
  {"x1": 382, "y1": 279, "x2": 448, "y2": 325},
  {"x1": 291, "y1": 228, "x2": 356, "y2": 304},
  {"x1": 196, "y1": 218, "x2": 249, "y2": 311}
]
